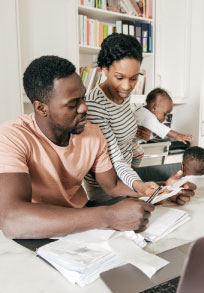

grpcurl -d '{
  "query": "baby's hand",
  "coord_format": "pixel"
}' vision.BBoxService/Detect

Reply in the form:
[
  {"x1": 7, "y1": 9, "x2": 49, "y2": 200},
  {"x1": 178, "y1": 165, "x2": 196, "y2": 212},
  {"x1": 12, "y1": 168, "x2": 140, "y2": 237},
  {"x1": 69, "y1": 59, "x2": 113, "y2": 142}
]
[{"x1": 175, "y1": 133, "x2": 192, "y2": 144}]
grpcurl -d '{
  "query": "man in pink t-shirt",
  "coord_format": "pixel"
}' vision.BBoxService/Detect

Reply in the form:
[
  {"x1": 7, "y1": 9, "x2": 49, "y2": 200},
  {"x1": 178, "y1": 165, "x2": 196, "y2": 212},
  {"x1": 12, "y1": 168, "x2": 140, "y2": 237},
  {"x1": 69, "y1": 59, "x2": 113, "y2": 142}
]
[{"x1": 0, "y1": 56, "x2": 195, "y2": 239}]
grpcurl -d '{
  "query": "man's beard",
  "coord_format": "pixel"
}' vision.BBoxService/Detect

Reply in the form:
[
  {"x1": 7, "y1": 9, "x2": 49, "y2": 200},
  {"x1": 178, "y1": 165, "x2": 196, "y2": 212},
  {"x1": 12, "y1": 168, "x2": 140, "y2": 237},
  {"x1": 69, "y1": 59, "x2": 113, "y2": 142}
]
[{"x1": 49, "y1": 113, "x2": 86, "y2": 135}]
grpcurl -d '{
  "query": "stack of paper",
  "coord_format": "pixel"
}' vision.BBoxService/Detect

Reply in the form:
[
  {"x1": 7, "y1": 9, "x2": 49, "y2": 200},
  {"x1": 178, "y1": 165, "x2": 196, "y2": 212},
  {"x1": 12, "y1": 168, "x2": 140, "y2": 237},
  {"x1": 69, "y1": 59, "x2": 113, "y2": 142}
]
[
  {"x1": 141, "y1": 206, "x2": 190, "y2": 242},
  {"x1": 37, "y1": 229, "x2": 168, "y2": 286}
]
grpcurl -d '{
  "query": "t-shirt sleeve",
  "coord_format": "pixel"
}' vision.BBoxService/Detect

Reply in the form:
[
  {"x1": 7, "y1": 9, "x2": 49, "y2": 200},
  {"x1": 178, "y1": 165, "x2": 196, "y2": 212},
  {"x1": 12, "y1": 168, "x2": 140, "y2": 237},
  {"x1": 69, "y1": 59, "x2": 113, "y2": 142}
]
[
  {"x1": 90, "y1": 126, "x2": 113, "y2": 173},
  {"x1": 135, "y1": 108, "x2": 170, "y2": 139},
  {"x1": 0, "y1": 128, "x2": 29, "y2": 173}
]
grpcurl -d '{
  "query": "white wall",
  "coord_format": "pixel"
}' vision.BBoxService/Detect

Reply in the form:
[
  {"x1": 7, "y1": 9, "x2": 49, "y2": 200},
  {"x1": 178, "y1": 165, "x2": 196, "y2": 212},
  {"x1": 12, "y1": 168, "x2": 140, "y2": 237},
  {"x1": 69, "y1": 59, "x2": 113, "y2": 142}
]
[{"x1": 171, "y1": 0, "x2": 204, "y2": 146}]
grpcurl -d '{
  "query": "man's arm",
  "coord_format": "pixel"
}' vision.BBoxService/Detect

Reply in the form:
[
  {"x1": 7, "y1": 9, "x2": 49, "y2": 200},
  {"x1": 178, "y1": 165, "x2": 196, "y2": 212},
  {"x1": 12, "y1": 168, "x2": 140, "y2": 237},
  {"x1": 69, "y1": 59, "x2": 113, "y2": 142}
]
[{"x1": 0, "y1": 173, "x2": 154, "y2": 239}]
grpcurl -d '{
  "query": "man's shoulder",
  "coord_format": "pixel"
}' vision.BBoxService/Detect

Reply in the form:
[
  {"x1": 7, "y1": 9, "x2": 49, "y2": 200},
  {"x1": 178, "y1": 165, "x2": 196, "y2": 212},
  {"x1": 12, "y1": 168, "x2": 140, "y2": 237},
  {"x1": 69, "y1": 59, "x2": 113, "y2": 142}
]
[
  {"x1": 75, "y1": 122, "x2": 104, "y2": 142},
  {"x1": 0, "y1": 114, "x2": 35, "y2": 141},
  {"x1": 83, "y1": 122, "x2": 102, "y2": 135},
  {"x1": 0, "y1": 114, "x2": 34, "y2": 131}
]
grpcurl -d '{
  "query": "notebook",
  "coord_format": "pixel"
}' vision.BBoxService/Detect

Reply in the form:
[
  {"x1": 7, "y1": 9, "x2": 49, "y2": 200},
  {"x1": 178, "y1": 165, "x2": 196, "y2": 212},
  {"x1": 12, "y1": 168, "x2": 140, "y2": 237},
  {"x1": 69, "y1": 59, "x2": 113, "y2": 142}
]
[{"x1": 101, "y1": 237, "x2": 204, "y2": 293}]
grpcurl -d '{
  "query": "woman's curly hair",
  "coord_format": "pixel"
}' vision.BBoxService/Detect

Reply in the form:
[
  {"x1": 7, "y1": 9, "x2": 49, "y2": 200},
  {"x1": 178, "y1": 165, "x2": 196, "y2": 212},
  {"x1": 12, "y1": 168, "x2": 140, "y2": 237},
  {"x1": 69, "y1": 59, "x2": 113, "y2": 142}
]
[{"x1": 97, "y1": 33, "x2": 143, "y2": 69}]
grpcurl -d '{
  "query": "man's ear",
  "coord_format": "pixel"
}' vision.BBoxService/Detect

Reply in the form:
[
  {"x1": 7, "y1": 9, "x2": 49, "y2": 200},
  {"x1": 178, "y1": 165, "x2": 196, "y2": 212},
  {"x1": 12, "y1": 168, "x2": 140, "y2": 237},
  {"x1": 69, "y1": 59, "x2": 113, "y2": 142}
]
[{"x1": 33, "y1": 101, "x2": 48, "y2": 117}]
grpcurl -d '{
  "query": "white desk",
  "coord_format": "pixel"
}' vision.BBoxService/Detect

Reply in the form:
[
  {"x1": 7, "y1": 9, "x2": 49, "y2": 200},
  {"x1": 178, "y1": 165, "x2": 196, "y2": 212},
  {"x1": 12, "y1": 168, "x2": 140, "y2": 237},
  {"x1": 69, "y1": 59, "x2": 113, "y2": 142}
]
[{"x1": 0, "y1": 190, "x2": 204, "y2": 293}]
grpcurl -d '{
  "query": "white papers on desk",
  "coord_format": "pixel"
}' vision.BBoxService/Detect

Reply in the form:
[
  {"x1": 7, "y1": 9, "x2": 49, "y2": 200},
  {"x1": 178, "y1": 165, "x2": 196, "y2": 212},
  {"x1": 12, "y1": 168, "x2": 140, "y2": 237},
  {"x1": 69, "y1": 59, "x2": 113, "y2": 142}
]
[
  {"x1": 36, "y1": 229, "x2": 168, "y2": 286},
  {"x1": 141, "y1": 206, "x2": 190, "y2": 242},
  {"x1": 169, "y1": 175, "x2": 204, "y2": 191}
]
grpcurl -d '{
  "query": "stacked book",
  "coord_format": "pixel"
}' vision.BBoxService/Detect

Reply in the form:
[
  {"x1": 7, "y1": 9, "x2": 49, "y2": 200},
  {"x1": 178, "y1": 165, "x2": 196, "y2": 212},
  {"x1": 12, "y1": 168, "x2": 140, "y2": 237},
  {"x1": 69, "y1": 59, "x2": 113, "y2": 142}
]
[
  {"x1": 80, "y1": 65, "x2": 106, "y2": 92},
  {"x1": 79, "y1": 15, "x2": 115, "y2": 47},
  {"x1": 79, "y1": 0, "x2": 152, "y2": 19}
]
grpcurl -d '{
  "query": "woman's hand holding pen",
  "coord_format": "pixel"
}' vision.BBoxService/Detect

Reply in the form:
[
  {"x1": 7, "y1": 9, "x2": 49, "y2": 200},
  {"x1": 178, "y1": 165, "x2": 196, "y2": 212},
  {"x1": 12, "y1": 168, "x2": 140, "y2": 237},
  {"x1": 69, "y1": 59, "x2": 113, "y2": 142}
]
[
  {"x1": 166, "y1": 170, "x2": 196, "y2": 205},
  {"x1": 133, "y1": 180, "x2": 159, "y2": 196}
]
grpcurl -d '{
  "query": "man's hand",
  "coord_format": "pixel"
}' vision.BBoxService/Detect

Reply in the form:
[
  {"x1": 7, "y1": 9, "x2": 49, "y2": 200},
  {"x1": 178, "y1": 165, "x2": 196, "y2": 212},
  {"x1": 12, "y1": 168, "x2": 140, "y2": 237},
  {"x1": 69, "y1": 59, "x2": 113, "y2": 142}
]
[
  {"x1": 166, "y1": 170, "x2": 196, "y2": 205},
  {"x1": 136, "y1": 126, "x2": 152, "y2": 141},
  {"x1": 133, "y1": 180, "x2": 159, "y2": 196},
  {"x1": 105, "y1": 198, "x2": 154, "y2": 232}
]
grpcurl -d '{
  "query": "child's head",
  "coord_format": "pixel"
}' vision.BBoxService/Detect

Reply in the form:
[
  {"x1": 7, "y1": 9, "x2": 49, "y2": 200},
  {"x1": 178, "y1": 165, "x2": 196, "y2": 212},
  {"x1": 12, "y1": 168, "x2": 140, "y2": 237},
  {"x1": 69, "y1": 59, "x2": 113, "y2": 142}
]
[
  {"x1": 182, "y1": 146, "x2": 204, "y2": 176},
  {"x1": 146, "y1": 88, "x2": 173, "y2": 122}
]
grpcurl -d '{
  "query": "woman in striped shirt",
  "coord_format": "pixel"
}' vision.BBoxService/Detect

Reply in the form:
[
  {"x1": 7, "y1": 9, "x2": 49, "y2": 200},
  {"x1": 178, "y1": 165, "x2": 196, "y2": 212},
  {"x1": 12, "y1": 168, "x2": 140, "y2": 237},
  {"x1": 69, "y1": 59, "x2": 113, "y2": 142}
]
[{"x1": 85, "y1": 33, "x2": 158, "y2": 202}]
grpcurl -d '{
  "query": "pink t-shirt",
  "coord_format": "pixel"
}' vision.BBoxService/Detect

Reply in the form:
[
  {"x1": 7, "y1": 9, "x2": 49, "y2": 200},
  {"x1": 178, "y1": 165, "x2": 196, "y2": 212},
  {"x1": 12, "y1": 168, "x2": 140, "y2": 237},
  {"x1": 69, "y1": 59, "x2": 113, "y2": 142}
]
[{"x1": 0, "y1": 114, "x2": 112, "y2": 208}]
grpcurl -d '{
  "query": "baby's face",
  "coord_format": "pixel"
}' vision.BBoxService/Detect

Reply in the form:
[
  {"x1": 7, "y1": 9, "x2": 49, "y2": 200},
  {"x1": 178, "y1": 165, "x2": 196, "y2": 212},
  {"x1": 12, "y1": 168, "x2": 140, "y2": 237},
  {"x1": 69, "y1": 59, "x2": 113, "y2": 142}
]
[
  {"x1": 154, "y1": 95, "x2": 173, "y2": 122},
  {"x1": 182, "y1": 160, "x2": 204, "y2": 176}
]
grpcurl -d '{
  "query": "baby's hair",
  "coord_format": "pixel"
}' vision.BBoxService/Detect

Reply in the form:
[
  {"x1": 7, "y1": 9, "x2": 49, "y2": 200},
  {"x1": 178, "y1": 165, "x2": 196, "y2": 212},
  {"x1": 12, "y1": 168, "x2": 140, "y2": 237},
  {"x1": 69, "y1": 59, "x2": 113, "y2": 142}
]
[
  {"x1": 97, "y1": 33, "x2": 143, "y2": 69},
  {"x1": 146, "y1": 88, "x2": 172, "y2": 105},
  {"x1": 183, "y1": 146, "x2": 204, "y2": 163},
  {"x1": 183, "y1": 146, "x2": 204, "y2": 174}
]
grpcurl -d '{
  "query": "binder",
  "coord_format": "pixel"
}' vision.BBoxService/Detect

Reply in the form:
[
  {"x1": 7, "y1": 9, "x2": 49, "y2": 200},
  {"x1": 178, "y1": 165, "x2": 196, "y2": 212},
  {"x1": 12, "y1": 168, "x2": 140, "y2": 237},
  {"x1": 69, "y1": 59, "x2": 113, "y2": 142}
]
[
  {"x1": 141, "y1": 23, "x2": 149, "y2": 52},
  {"x1": 134, "y1": 22, "x2": 142, "y2": 45}
]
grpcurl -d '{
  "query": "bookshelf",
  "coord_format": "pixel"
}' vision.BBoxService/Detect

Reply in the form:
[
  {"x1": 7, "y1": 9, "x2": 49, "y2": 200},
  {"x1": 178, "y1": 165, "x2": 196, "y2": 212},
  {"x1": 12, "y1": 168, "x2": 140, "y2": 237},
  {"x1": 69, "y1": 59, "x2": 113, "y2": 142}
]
[
  {"x1": 78, "y1": 2, "x2": 155, "y2": 103},
  {"x1": 10, "y1": 0, "x2": 192, "y2": 119}
]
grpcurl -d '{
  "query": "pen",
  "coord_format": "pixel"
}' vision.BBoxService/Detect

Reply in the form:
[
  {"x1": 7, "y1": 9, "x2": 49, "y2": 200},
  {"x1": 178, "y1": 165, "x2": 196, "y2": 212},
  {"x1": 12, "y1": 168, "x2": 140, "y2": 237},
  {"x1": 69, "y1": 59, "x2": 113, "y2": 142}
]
[{"x1": 146, "y1": 186, "x2": 163, "y2": 203}]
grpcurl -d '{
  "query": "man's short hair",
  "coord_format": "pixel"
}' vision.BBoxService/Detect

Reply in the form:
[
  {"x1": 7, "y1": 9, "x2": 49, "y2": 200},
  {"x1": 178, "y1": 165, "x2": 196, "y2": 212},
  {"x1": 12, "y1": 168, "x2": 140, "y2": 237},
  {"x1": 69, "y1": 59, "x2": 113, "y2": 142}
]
[{"x1": 23, "y1": 55, "x2": 76, "y2": 104}]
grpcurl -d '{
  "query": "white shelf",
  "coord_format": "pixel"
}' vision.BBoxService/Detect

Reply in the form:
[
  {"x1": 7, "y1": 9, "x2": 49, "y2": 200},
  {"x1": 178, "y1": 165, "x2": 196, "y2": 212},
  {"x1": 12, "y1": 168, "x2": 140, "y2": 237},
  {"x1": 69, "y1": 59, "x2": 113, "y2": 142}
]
[
  {"x1": 79, "y1": 44, "x2": 153, "y2": 56},
  {"x1": 78, "y1": 5, "x2": 153, "y2": 23},
  {"x1": 130, "y1": 94, "x2": 146, "y2": 104}
]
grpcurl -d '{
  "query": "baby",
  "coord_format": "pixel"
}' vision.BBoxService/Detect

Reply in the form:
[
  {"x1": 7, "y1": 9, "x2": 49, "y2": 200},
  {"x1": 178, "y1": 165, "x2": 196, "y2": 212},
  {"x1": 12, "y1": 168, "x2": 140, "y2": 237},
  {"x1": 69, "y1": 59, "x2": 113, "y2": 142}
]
[
  {"x1": 182, "y1": 146, "x2": 204, "y2": 176},
  {"x1": 133, "y1": 88, "x2": 192, "y2": 143}
]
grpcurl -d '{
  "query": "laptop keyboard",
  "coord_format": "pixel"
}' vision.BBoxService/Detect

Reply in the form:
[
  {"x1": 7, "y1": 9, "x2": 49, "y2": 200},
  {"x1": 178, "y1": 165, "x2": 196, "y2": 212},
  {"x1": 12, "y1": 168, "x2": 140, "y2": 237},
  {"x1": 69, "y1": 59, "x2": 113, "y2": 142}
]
[{"x1": 140, "y1": 276, "x2": 180, "y2": 293}]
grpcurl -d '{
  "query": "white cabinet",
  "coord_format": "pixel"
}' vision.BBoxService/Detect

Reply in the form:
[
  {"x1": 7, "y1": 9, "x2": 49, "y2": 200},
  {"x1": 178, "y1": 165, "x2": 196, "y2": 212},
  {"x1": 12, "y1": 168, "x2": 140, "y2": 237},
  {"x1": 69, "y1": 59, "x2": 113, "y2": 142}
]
[
  {"x1": 0, "y1": 0, "x2": 23, "y2": 122},
  {"x1": 155, "y1": 0, "x2": 191, "y2": 103},
  {"x1": 17, "y1": 0, "x2": 79, "y2": 113},
  {"x1": 199, "y1": 71, "x2": 204, "y2": 148}
]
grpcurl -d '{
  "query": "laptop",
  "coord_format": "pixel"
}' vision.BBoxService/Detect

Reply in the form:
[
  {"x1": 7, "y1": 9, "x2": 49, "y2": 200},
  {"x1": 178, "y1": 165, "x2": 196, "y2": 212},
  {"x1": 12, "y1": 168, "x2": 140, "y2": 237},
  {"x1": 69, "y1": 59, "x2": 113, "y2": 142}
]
[{"x1": 101, "y1": 237, "x2": 204, "y2": 293}]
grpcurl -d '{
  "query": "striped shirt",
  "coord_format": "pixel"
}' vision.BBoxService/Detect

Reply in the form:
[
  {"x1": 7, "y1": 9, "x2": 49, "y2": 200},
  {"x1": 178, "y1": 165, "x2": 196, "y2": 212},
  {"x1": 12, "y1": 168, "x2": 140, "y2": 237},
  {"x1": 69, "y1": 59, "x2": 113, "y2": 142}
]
[{"x1": 85, "y1": 86, "x2": 141, "y2": 189}]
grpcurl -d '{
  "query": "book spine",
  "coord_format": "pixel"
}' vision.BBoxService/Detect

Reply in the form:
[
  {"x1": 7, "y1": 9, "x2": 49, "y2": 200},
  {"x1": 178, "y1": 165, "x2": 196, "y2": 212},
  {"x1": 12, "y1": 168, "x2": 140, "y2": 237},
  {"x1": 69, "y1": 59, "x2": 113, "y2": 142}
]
[
  {"x1": 103, "y1": 24, "x2": 109, "y2": 39},
  {"x1": 141, "y1": 23, "x2": 148, "y2": 52},
  {"x1": 122, "y1": 21, "x2": 129, "y2": 35},
  {"x1": 129, "y1": 0, "x2": 142, "y2": 17},
  {"x1": 99, "y1": 22, "x2": 104, "y2": 46},
  {"x1": 148, "y1": 23, "x2": 152, "y2": 52},
  {"x1": 116, "y1": 20, "x2": 122, "y2": 34},
  {"x1": 134, "y1": 22, "x2": 142, "y2": 45},
  {"x1": 128, "y1": 22, "x2": 135, "y2": 37},
  {"x1": 87, "y1": 18, "x2": 90, "y2": 46},
  {"x1": 125, "y1": 0, "x2": 137, "y2": 16}
]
